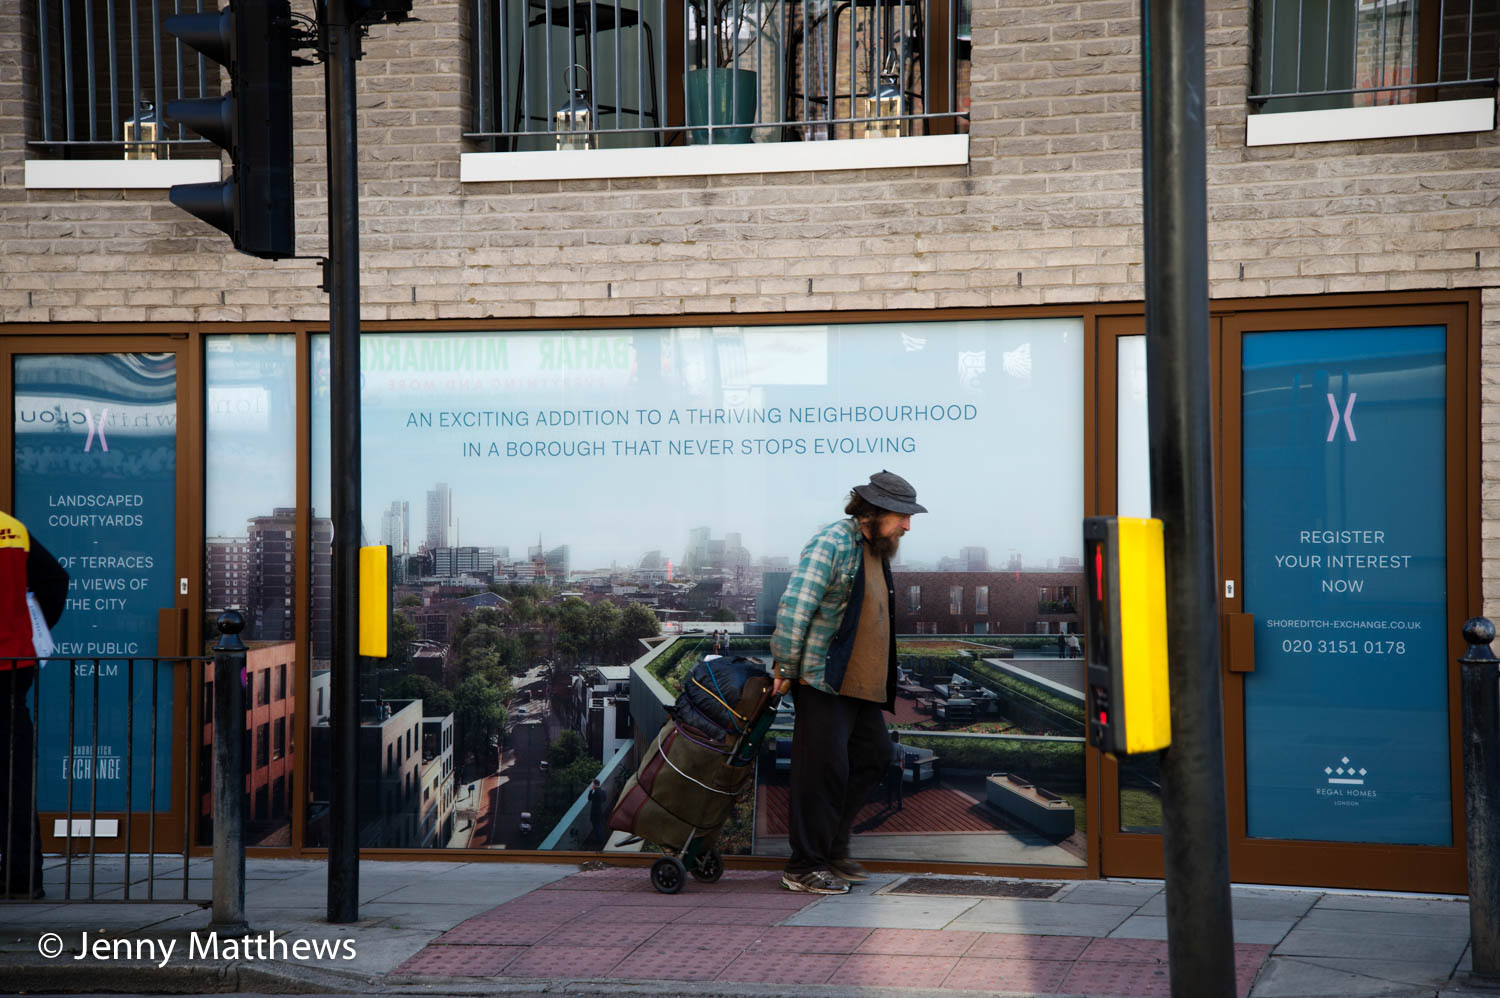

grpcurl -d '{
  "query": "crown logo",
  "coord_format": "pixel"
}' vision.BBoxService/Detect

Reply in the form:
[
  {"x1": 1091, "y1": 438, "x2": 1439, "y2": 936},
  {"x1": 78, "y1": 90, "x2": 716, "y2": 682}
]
[{"x1": 1324, "y1": 755, "x2": 1367, "y2": 786}]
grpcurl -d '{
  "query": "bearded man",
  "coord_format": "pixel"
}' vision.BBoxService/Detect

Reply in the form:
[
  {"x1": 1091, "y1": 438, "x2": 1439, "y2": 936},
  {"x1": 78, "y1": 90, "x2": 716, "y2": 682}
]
[{"x1": 770, "y1": 471, "x2": 925, "y2": 894}]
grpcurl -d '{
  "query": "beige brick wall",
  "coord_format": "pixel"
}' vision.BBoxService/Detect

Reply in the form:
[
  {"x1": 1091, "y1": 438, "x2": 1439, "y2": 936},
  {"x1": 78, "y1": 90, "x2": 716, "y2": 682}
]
[
  {"x1": 3, "y1": 0, "x2": 1496, "y2": 320},
  {"x1": 1, "y1": 1, "x2": 1497, "y2": 595}
]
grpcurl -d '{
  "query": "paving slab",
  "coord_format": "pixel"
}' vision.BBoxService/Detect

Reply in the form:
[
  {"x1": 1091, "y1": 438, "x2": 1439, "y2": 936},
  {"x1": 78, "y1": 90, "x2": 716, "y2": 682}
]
[
  {"x1": 1293, "y1": 905, "x2": 1473, "y2": 937},
  {"x1": 780, "y1": 894, "x2": 978, "y2": 930},
  {"x1": 1312, "y1": 892, "x2": 1470, "y2": 917},
  {"x1": 1285, "y1": 954, "x2": 1462, "y2": 987},
  {"x1": 1134, "y1": 885, "x2": 1320, "y2": 921},
  {"x1": 1109, "y1": 913, "x2": 1296, "y2": 945},
  {"x1": 1275, "y1": 926, "x2": 1470, "y2": 965},
  {"x1": 1056, "y1": 879, "x2": 1161, "y2": 907},
  {"x1": 1249, "y1": 955, "x2": 1430, "y2": 998},
  {"x1": 946, "y1": 897, "x2": 1137, "y2": 936}
]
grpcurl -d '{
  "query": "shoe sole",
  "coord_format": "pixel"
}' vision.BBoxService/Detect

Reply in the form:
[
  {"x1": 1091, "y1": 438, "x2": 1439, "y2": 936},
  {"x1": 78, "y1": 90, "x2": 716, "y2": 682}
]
[
  {"x1": 831, "y1": 867, "x2": 870, "y2": 883},
  {"x1": 780, "y1": 874, "x2": 849, "y2": 895}
]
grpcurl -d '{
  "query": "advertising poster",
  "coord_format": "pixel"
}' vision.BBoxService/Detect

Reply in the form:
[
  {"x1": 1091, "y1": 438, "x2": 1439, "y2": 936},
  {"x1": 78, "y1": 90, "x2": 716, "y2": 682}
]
[
  {"x1": 1241, "y1": 326, "x2": 1450, "y2": 846},
  {"x1": 13, "y1": 353, "x2": 177, "y2": 811},
  {"x1": 299, "y1": 320, "x2": 1090, "y2": 859}
]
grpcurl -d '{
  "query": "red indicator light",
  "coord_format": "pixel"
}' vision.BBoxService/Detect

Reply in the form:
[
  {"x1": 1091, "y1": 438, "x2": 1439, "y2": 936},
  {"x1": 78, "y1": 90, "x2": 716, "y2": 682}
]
[
  {"x1": 1094, "y1": 545, "x2": 1104, "y2": 602},
  {"x1": 1098, "y1": 710, "x2": 1107, "y2": 725}
]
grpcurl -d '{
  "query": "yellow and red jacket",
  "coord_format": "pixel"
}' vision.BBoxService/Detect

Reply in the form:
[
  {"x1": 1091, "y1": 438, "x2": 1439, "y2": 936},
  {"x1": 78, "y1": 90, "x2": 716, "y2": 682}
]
[{"x1": 0, "y1": 511, "x2": 68, "y2": 670}]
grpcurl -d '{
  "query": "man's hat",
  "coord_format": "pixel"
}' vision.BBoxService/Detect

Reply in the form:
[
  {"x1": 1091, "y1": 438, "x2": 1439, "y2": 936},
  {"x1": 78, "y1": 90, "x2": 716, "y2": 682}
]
[{"x1": 853, "y1": 470, "x2": 927, "y2": 515}]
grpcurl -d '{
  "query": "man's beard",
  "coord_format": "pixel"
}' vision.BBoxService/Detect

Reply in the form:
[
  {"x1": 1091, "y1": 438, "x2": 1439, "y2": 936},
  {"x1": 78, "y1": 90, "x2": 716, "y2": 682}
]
[{"x1": 866, "y1": 532, "x2": 901, "y2": 559}]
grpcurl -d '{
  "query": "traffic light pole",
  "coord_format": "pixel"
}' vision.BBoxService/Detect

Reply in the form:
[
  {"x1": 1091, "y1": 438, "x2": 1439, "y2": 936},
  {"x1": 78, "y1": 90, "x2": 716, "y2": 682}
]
[
  {"x1": 323, "y1": 0, "x2": 363, "y2": 925},
  {"x1": 1139, "y1": 2, "x2": 1237, "y2": 995}
]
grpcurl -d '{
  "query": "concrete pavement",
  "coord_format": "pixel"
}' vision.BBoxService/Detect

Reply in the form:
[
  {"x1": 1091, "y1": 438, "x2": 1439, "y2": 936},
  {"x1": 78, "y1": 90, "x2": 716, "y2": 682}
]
[{"x1": 0, "y1": 854, "x2": 1490, "y2": 997}]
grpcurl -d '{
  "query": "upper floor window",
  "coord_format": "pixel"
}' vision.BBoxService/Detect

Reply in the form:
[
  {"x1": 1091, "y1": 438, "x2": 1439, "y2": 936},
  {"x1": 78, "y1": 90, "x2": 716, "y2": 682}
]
[
  {"x1": 1250, "y1": 0, "x2": 1497, "y2": 120},
  {"x1": 28, "y1": 0, "x2": 223, "y2": 161},
  {"x1": 467, "y1": 0, "x2": 969, "y2": 152}
]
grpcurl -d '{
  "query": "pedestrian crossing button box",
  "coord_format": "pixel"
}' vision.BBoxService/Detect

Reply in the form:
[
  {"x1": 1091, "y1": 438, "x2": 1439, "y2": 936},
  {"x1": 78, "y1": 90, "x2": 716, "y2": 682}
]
[{"x1": 1082, "y1": 516, "x2": 1171, "y2": 755}]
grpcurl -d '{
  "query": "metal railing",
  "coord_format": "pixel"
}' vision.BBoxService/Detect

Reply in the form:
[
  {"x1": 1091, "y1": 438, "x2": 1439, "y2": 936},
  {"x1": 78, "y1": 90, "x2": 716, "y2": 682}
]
[
  {"x1": 28, "y1": 0, "x2": 219, "y2": 158},
  {"x1": 468, "y1": 0, "x2": 969, "y2": 150},
  {"x1": 1, "y1": 654, "x2": 207, "y2": 902},
  {"x1": 1249, "y1": 0, "x2": 1499, "y2": 111}
]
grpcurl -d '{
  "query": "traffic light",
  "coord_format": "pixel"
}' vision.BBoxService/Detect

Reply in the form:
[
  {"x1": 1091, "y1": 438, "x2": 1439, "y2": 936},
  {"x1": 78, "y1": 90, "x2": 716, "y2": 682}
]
[
  {"x1": 1082, "y1": 516, "x2": 1172, "y2": 755},
  {"x1": 164, "y1": 1, "x2": 294, "y2": 259}
]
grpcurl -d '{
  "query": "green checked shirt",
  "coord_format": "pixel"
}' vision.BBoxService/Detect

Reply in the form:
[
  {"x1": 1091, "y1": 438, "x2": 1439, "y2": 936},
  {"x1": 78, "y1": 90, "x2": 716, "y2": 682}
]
[{"x1": 771, "y1": 517, "x2": 864, "y2": 695}]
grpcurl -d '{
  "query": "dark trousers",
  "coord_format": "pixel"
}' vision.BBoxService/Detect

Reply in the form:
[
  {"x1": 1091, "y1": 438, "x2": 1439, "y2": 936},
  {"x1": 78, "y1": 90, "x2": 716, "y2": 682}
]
[
  {"x1": 785, "y1": 683, "x2": 890, "y2": 874},
  {"x1": 0, "y1": 669, "x2": 43, "y2": 896}
]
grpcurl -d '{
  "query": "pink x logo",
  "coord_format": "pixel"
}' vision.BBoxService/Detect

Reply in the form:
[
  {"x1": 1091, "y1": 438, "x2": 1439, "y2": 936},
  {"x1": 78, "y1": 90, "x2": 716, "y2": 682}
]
[
  {"x1": 83, "y1": 407, "x2": 109, "y2": 452},
  {"x1": 1325, "y1": 393, "x2": 1356, "y2": 443}
]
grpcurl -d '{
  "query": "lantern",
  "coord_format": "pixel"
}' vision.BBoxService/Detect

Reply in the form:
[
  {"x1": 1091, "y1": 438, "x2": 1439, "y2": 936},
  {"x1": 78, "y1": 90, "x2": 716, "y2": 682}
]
[{"x1": 555, "y1": 65, "x2": 594, "y2": 151}]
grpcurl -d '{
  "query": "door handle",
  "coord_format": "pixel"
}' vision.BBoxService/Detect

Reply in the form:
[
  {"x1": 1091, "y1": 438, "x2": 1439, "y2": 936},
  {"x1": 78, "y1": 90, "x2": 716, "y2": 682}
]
[{"x1": 1223, "y1": 612, "x2": 1254, "y2": 673}]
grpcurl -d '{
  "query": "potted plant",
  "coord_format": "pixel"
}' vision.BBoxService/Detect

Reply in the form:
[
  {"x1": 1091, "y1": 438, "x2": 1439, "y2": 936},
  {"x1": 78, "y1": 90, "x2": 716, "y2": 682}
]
[{"x1": 685, "y1": 1, "x2": 775, "y2": 144}]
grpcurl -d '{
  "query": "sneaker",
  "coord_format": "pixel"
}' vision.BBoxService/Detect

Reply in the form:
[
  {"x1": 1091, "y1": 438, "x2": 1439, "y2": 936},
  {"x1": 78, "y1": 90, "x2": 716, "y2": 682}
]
[
  {"x1": 780, "y1": 869, "x2": 850, "y2": 894},
  {"x1": 828, "y1": 857, "x2": 871, "y2": 883}
]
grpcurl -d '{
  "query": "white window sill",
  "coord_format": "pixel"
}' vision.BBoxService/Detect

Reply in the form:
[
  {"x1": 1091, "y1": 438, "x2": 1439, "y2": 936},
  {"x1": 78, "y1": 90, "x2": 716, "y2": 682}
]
[
  {"x1": 1246, "y1": 97, "x2": 1495, "y2": 146},
  {"x1": 24, "y1": 159, "x2": 222, "y2": 189},
  {"x1": 460, "y1": 133, "x2": 969, "y2": 183}
]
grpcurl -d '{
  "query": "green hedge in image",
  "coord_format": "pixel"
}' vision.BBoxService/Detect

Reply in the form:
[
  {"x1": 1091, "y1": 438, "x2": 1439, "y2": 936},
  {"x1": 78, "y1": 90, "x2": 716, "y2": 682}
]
[{"x1": 899, "y1": 734, "x2": 1085, "y2": 790}]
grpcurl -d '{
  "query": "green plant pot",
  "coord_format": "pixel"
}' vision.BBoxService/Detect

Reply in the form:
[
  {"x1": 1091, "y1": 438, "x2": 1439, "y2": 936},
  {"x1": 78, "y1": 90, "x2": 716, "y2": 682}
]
[{"x1": 685, "y1": 68, "x2": 758, "y2": 144}]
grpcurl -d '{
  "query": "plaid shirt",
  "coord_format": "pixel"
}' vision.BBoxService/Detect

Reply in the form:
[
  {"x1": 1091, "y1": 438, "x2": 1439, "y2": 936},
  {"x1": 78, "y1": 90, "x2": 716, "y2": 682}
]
[{"x1": 771, "y1": 517, "x2": 865, "y2": 695}]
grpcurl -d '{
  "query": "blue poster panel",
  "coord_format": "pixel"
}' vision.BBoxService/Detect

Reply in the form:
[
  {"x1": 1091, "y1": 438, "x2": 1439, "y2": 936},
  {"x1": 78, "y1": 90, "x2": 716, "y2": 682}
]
[
  {"x1": 1242, "y1": 327, "x2": 1449, "y2": 846},
  {"x1": 13, "y1": 354, "x2": 177, "y2": 811}
]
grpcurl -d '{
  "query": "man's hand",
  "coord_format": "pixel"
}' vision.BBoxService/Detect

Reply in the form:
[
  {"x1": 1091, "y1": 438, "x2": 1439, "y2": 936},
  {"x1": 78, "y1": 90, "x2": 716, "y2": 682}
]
[{"x1": 772, "y1": 677, "x2": 792, "y2": 697}]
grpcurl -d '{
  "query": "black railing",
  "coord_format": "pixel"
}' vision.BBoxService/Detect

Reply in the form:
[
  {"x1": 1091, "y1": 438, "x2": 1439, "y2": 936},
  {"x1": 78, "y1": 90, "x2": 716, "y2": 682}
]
[
  {"x1": 1, "y1": 654, "x2": 207, "y2": 903},
  {"x1": 28, "y1": 0, "x2": 220, "y2": 158},
  {"x1": 469, "y1": 0, "x2": 969, "y2": 150},
  {"x1": 1249, "y1": 0, "x2": 1499, "y2": 112}
]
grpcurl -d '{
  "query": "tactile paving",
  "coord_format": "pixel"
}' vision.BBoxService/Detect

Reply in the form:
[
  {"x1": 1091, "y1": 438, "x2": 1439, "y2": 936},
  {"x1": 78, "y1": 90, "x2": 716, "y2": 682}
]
[
  {"x1": 942, "y1": 956, "x2": 1074, "y2": 992},
  {"x1": 827, "y1": 953, "x2": 958, "y2": 988},
  {"x1": 715, "y1": 950, "x2": 845, "y2": 986},
  {"x1": 499, "y1": 943, "x2": 631, "y2": 978},
  {"x1": 856, "y1": 927, "x2": 982, "y2": 957},
  {"x1": 753, "y1": 924, "x2": 873, "y2": 953},
  {"x1": 608, "y1": 945, "x2": 736, "y2": 980},
  {"x1": 965, "y1": 932, "x2": 1092, "y2": 961},
  {"x1": 392, "y1": 944, "x2": 523, "y2": 977}
]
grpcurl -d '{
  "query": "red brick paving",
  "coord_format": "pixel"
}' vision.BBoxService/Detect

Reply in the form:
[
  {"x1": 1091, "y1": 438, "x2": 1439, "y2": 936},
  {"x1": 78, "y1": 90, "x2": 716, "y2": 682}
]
[
  {"x1": 390, "y1": 868, "x2": 1271, "y2": 997},
  {"x1": 758, "y1": 781, "x2": 1009, "y2": 835}
]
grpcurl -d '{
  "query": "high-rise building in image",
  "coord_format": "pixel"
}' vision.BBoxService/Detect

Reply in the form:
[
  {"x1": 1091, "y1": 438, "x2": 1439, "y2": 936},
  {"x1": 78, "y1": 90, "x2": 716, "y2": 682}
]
[
  {"x1": 426, "y1": 483, "x2": 451, "y2": 551},
  {"x1": 381, "y1": 500, "x2": 410, "y2": 555},
  {"x1": 205, "y1": 535, "x2": 251, "y2": 617}
]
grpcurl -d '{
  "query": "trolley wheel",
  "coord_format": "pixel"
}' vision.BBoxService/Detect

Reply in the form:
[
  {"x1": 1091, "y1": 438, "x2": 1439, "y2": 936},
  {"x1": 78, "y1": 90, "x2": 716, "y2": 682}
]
[
  {"x1": 689, "y1": 847, "x2": 724, "y2": 883},
  {"x1": 650, "y1": 856, "x2": 687, "y2": 894}
]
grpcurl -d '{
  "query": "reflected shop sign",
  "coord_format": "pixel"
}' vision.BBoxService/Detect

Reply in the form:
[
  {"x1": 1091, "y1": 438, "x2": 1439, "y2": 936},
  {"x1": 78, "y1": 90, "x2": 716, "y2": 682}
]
[
  {"x1": 1242, "y1": 327, "x2": 1450, "y2": 847},
  {"x1": 13, "y1": 354, "x2": 177, "y2": 812}
]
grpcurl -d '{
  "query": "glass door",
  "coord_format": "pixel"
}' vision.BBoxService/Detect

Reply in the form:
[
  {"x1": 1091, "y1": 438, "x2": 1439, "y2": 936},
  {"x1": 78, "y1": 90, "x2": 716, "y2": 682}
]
[
  {"x1": 1220, "y1": 305, "x2": 1471, "y2": 891},
  {"x1": 5, "y1": 340, "x2": 200, "y2": 853}
]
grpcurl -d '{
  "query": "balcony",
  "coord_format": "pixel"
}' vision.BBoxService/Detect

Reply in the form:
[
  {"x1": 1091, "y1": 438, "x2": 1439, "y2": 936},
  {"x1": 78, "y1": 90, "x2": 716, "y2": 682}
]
[
  {"x1": 1247, "y1": 0, "x2": 1499, "y2": 145},
  {"x1": 464, "y1": 0, "x2": 971, "y2": 180}
]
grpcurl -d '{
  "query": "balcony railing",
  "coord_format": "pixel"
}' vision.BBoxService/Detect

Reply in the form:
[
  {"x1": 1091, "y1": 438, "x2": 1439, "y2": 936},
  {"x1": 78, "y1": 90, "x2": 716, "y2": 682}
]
[
  {"x1": 1249, "y1": 0, "x2": 1499, "y2": 113},
  {"x1": 28, "y1": 0, "x2": 223, "y2": 159},
  {"x1": 468, "y1": 0, "x2": 970, "y2": 151}
]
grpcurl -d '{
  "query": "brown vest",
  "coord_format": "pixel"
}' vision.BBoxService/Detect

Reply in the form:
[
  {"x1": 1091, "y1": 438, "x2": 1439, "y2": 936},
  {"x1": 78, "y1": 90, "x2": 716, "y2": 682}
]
[{"x1": 838, "y1": 545, "x2": 890, "y2": 702}]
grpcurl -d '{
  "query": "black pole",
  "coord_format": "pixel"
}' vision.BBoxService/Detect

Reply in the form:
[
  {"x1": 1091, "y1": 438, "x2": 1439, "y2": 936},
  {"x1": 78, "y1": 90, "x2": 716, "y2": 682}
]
[
  {"x1": 211, "y1": 611, "x2": 248, "y2": 932},
  {"x1": 323, "y1": 0, "x2": 362, "y2": 925},
  {"x1": 1460, "y1": 617, "x2": 1500, "y2": 984},
  {"x1": 1140, "y1": 2, "x2": 1236, "y2": 995}
]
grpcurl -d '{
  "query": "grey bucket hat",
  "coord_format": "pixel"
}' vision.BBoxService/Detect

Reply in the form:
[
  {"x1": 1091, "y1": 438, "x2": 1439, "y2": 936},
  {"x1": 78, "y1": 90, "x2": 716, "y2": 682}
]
[{"x1": 853, "y1": 470, "x2": 927, "y2": 515}]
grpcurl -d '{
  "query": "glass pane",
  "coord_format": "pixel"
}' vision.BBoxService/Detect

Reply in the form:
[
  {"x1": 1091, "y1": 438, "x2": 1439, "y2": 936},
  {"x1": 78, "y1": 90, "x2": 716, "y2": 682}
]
[
  {"x1": 1241, "y1": 326, "x2": 1450, "y2": 846},
  {"x1": 201, "y1": 334, "x2": 298, "y2": 846},
  {"x1": 1116, "y1": 335, "x2": 1151, "y2": 519},
  {"x1": 307, "y1": 318, "x2": 1087, "y2": 862},
  {"x1": 13, "y1": 353, "x2": 177, "y2": 811}
]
